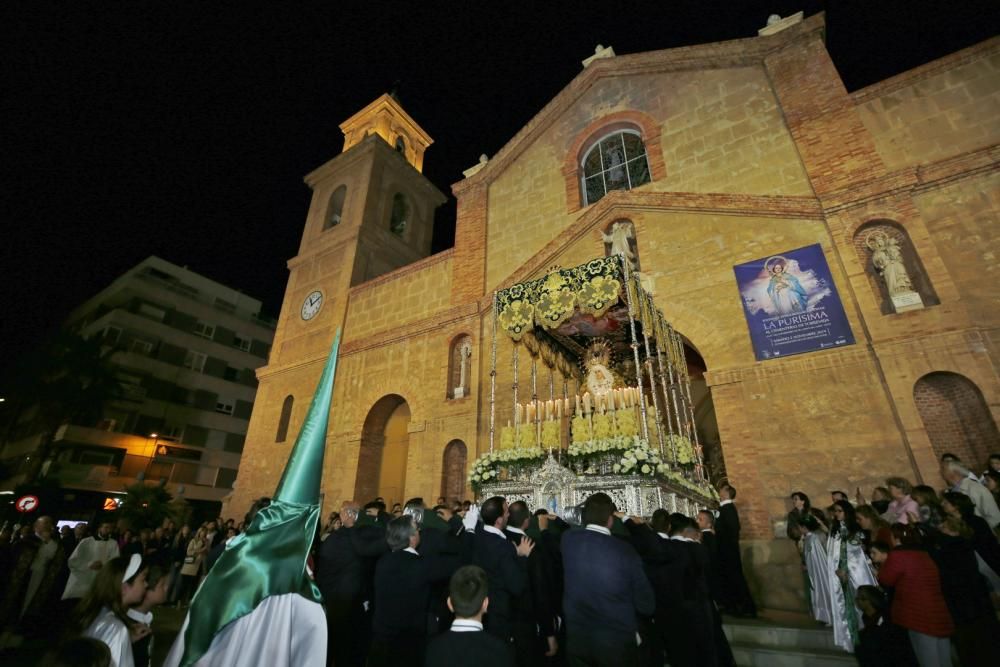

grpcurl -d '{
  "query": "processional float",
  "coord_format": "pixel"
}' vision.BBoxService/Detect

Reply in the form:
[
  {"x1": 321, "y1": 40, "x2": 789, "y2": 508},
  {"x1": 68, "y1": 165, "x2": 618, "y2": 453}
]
[{"x1": 473, "y1": 253, "x2": 718, "y2": 517}]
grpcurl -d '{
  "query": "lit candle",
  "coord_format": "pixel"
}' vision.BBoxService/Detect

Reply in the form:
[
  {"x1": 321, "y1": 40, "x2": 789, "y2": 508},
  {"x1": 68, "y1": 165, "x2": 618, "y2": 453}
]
[
  {"x1": 575, "y1": 394, "x2": 581, "y2": 416},
  {"x1": 583, "y1": 392, "x2": 592, "y2": 415},
  {"x1": 564, "y1": 397, "x2": 570, "y2": 417},
  {"x1": 556, "y1": 399, "x2": 562, "y2": 419},
  {"x1": 516, "y1": 403, "x2": 523, "y2": 424}
]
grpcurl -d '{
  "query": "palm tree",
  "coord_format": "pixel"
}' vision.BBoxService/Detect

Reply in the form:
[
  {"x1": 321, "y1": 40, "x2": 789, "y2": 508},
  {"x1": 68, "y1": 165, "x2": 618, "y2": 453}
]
[{"x1": 4, "y1": 330, "x2": 122, "y2": 483}]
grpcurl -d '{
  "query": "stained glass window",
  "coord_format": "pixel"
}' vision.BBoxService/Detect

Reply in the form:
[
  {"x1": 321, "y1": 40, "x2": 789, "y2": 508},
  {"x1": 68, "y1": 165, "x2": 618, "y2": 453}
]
[{"x1": 580, "y1": 130, "x2": 651, "y2": 206}]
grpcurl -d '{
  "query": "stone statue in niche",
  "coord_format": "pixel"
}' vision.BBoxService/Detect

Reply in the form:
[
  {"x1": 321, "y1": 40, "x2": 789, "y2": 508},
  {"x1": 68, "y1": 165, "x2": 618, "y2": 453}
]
[
  {"x1": 454, "y1": 339, "x2": 472, "y2": 398},
  {"x1": 864, "y1": 230, "x2": 924, "y2": 312},
  {"x1": 602, "y1": 221, "x2": 638, "y2": 271}
]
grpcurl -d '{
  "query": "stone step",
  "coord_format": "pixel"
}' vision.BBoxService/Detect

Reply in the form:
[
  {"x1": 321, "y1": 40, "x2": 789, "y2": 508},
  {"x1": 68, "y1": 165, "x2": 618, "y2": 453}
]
[
  {"x1": 728, "y1": 643, "x2": 856, "y2": 667},
  {"x1": 723, "y1": 621, "x2": 839, "y2": 652},
  {"x1": 722, "y1": 617, "x2": 855, "y2": 667}
]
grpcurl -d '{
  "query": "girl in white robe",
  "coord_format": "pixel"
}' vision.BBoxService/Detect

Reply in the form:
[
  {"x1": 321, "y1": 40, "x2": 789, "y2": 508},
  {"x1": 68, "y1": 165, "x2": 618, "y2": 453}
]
[
  {"x1": 798, "y1": 514, "x2": 833, "y2": 625},
  {"x1": 75, "y1": 554, "x2": 150, "y2": 667},
  {"x1": 826, "y1": 500, "x2": 878, "y2": 653}
]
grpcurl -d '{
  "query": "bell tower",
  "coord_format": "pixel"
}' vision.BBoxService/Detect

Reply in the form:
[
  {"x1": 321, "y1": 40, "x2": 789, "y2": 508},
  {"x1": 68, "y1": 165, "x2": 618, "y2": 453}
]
[{"x1": 228, "y1": 93, "x2": 445, "y2": 516}]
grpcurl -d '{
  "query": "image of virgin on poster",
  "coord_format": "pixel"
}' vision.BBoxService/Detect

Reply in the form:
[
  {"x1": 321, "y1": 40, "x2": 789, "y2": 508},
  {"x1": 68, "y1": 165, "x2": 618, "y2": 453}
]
[{"x1": 733, "y1": 243, "x2": 855, "y2": 361}]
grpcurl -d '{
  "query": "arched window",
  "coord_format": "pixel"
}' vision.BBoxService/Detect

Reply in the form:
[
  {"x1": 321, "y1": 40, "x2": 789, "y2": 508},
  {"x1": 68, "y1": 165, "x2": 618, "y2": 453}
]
[
  {"x1": 581, "y1": 130, "x2": 650, "y2": 206},
  {"x1": 395, "y1": 136, "x2": 406, "y2": 154},
  {"x1": 389, "y1": 193, "x2": 409, "y2": 237},
  {"x1": 324, "y1": 186, "x2": 346, "y2": 230},
  {"x1": 914, "y1": 372, "x2": 999, "y2": 466},
  {"x1": 275, "y1": 395, "x2": 293, "y2": 443},
  {"x1": 441, "y1": 440, "x2": 468, "y2": 502},
  {"x1": 447, "y1": 334, "x2": 473, "y2": 399}
]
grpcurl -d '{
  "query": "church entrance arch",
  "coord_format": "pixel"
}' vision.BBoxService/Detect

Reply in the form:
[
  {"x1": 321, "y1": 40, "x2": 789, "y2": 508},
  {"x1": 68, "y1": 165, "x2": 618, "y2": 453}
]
[
  {"x1": 354, "y1": 395, "x2": 411, "y2": 507},
  {"x1": 914, "y1": 372, "x2": 999, "y2": 467},
  {"x1": 681, "y1": 339, "x2": 725, "y2": 486},
  {"x1": 441, "y1": 440, "x2": 468, "y2": 503}
]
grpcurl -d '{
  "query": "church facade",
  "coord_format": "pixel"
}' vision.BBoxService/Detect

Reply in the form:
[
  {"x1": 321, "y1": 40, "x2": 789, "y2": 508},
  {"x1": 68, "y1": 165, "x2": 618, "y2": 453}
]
[{"x1": 230, "y1": 14, "x2": 1000, "y2": 610}]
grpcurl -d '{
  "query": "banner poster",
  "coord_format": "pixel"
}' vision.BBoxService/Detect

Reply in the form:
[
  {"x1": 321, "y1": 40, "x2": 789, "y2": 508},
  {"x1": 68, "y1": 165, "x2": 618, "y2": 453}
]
[{"x1": 733, "y1": 243, "x2": 855, "y2": 361}]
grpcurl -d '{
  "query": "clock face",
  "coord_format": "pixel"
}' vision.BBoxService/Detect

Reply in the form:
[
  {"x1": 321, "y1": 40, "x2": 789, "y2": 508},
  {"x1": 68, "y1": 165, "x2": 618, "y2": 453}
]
[
  {"x1": 586, "y1": 363, "x2": 614, "y2": 396},
  {"x1": 300, "y1": 290, "x2": 323, "y2": 321}
]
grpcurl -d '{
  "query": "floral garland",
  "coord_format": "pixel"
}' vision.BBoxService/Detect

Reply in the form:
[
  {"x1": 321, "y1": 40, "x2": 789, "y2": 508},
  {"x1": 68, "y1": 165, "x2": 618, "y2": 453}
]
[{"x1": 468, "y1": 446, "x2": 546, "y2": 492}]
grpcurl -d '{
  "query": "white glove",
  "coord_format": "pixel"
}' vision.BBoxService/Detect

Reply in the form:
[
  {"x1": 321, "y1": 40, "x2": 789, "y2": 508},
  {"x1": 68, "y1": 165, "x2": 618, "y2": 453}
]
[{"x1": 462, "y1": 504, "x2": 481, "y2": 533}]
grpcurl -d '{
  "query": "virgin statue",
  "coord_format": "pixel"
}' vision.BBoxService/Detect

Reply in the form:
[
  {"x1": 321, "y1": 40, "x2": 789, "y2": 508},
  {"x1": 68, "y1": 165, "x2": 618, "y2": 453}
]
[
  {"x1": 866, "y1": 231, "x2": 914, "y2": 296},
  {"x1": 765, "y1": 259, "x2": 808, "y2": 315}
]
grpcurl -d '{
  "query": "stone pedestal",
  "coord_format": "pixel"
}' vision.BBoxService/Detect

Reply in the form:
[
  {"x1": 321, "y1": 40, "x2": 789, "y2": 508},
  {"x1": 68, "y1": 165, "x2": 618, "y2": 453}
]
[{"x1": 891, "y1": 291, "x2": 924, "y2": 313}]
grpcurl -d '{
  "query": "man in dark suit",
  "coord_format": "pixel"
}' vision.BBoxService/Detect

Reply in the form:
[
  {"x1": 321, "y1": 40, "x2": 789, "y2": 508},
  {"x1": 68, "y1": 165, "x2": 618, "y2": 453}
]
[
  {"x1": 715, "y1": 485, "x2": 757, "y2": 618},
  {"x1": 696, "y1": 509, "x2": 722, "y2": 604},
  {"x1": 470, "y1": 496, "x2": 534, "y2": 644},
  {"x1": 425, "y1": 565, "x2": 515, "y2": 667},
  {"x1": 316, "y1": 502, "x2": 388, "y2": 667},
  {"x1": 505, "y1": 501, "x2": 558, "y2": 664},
  {"x1": 561, "y1": 493, "x2": 655, "y2": 666},
  {"x1": 369, "y1": 515, "x2": 459, "y2": 667}
]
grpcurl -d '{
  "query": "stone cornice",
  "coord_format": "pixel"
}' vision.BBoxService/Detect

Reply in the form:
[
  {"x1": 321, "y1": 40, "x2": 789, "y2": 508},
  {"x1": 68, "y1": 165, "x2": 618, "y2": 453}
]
[
  {"x1": 497, "y1": 189, "x2": 824, "y2": 290},
  {"x1": 340, "y1": 303, "x2": 480, "y2": 355},
  {"x1": 348, "y1": 248, "x2": 454, "y2": 295},
  {"x1": 849, "y1": 36, "x2": 1000, "y2": 105},
  {"x1": 820, "y1": 142, "x2": 1000, "y2": 213},
  {"x1": 452, "y1": 13, "x2": 826, "y2": 196},
  {"x1": 703, "y1": 326, "x2": 996, "y2": 388}
]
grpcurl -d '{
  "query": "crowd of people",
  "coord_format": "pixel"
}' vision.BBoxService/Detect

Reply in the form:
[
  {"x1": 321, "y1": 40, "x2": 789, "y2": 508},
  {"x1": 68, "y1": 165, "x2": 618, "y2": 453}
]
[
  {"x1": 1, "y1": 451, "x2": 997, "y2": 666},
  {"x1": 315, "y1": 487, "x2": 756, "y2": 667},
  {"x1": 0, "y1": 513, "x2": 247, "y2": 666},
  {"x1": 786, "y1": 453, "x2": 1000, "y2": 667}
]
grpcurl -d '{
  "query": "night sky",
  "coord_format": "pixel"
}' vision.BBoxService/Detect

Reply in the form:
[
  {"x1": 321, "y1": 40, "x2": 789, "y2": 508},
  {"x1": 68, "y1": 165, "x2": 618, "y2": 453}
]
[{"x1": 2, "y1": 1, "x2": 997, "y2": 382}]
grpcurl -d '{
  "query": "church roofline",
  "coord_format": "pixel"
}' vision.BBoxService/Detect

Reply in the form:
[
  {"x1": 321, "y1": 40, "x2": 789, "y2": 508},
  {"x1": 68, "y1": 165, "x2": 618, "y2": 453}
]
[{"x1": 452, "y1": 12, "x2": 826, "y2": 196}]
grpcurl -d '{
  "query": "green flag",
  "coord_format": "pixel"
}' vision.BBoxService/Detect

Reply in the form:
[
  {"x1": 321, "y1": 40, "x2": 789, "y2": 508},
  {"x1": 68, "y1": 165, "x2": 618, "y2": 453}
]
[{"x1": 169, "y1": 329, "x2": 341, "y2": 667}]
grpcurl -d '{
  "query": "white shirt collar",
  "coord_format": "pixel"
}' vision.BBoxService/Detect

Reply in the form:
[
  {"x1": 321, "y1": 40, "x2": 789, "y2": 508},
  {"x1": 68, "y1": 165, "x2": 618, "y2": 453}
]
[
  {"x1": 451, "y1": 619, "x2": 484, "y2": 632},
  {"x1": 656, "y1": 532, "x2": 670, "y2": 540},
  {"x1": 483, "y1": 525, "x2": 506, "y2": 539},
  {"x1": 720, "y1": 499, "x2": 733, "y2": 506},
  {"x1": 506, "y1": 526, "x2": 526, "y2": 536},
  {"x1": 671, "y1": 535, "x2": 696, "y2": 543},
  {"x1": 127, "y1": 608, "x2": 153, "y2": 625},
  {"x1": 585, "y1": 524, "x2": 611, "y2": 536},
  {"x1": 403, "y1": 547, "x2": 419, "y2": 556}
]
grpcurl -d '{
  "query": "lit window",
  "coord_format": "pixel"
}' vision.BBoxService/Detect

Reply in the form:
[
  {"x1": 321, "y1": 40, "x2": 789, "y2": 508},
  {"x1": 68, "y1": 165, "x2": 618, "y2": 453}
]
[
  {"x1": 183, "y1": 350, "x2": 207, "y2": 373},
  {"x1": 193, "y1": 321, "x2": 215, "y2": 339},
  {"x1": 581, "y1": 130, "x2": 650, "y2": 206}
]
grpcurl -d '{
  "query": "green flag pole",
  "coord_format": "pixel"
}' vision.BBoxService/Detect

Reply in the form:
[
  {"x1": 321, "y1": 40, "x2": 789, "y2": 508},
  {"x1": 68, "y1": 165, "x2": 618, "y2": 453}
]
[{"x1": 178, "y1": 329, "x2": 341, "y2": 666}]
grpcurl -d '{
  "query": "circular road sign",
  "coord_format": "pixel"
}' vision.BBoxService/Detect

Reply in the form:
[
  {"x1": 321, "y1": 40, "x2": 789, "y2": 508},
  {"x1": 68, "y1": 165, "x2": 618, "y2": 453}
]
[{"x1": 15, "y1": 495, "x2": 39, "y2": 513}]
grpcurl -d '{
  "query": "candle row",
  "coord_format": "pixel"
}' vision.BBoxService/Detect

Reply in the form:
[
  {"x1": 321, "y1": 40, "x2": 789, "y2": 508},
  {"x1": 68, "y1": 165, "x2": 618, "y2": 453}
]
[
  {"x1": 574, "y1": 387, "x2": 641, "y2": 416},
  {"x1": 514, "y1": 397, "x2": 571, "y2": 424}
]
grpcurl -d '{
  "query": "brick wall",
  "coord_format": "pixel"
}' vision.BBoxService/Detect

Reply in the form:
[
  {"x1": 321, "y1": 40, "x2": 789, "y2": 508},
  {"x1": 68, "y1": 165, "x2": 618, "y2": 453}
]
[{"x1": 914, "y1": 371, "x2": 1000, "y2": 469}]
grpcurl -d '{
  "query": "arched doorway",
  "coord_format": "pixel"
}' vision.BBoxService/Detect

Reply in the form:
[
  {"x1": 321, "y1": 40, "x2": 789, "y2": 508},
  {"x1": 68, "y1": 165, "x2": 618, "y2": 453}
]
[
  {"x1": 914, "y1": 372, "x2": 999, "y2": 468},
  {"x1": 354, "y1": 395, "x2": 411, "y2": 507},
  {"x1": 683, "y1": 341, "x2": 725, "y2": 485},
  {"x1": 441, "y1": 440, "x2": 468, "y2": 503}
]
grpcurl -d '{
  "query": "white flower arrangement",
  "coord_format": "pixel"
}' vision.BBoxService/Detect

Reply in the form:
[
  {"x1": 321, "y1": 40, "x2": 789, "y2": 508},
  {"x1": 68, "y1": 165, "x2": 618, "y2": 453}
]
[
  {"x1": 467, "y1": 446, "x2": 546, "y2": 491},
  {"x1": 611, "y1": 441, "x2": 664, "y2": 476},
  {"x1": 567, "y1": 434, "x2": 645, "y2": 459}
]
